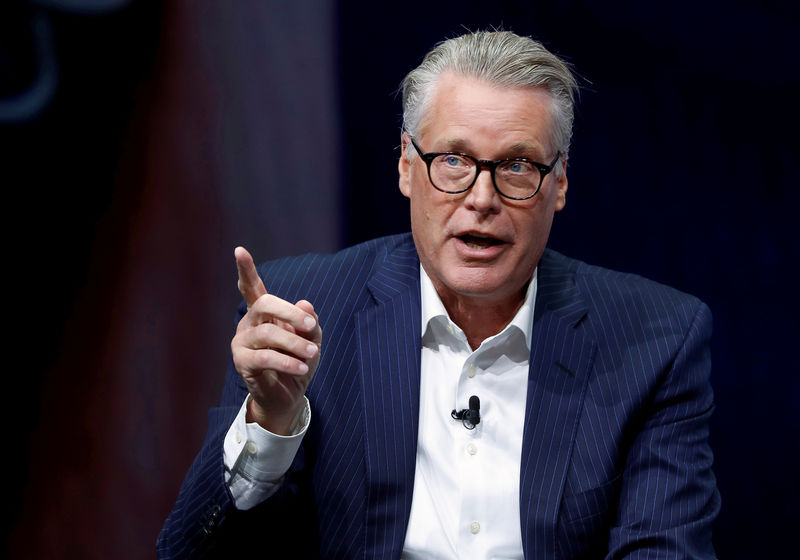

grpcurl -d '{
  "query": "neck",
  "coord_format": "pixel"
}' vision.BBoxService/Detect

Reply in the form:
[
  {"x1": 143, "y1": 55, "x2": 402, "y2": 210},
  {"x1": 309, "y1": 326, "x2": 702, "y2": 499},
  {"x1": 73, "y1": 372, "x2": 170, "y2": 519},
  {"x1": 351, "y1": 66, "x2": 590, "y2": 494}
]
[{"x1": 441, "y1": 289, "x2": 527, "y2": 351}]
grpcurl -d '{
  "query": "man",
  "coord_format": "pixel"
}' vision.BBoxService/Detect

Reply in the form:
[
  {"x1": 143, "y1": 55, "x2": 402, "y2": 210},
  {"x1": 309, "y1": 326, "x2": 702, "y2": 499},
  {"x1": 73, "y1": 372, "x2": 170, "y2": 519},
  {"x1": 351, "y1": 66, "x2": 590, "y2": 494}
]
[{"x1": 158, "y1": 31, "x2": 719, "y2": 558}]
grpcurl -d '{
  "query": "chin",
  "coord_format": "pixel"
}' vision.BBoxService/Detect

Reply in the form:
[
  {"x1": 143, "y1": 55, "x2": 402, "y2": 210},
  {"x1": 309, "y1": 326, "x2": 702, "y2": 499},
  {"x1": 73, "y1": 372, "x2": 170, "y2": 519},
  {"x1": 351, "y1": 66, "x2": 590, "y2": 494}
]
[{"x1": 445, "y1": 271, "x2": 513, "y2": 299}]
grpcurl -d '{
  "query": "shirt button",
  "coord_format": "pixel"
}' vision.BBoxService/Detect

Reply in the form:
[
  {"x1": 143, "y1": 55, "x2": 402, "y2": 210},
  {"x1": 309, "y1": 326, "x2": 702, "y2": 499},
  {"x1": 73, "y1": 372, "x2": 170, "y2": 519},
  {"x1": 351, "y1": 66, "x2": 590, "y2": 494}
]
[
  {"x1": 466, "y1": 443, "x2": 478, "y2": 455},
  {"x1": 466, "y1": 364, "x2": 477, "y2": 378},
  {"x1": 470, "y1": 521, "x2": 481, "y2": 534},
  {"x1": 235, "y1": 430, "x2": 243, "y2": 444},
  {"x1": 447, "y1": 324, "x2": 454, "y2": 334},
  {"x1": 246, "y1": 441, "x2": 258, "y2": 455}
]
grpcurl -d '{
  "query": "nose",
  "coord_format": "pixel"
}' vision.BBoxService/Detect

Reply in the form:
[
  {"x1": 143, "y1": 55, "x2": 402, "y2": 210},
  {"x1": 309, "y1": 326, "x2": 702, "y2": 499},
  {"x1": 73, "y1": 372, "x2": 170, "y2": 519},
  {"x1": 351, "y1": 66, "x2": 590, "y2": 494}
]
[{"x1": 464, "y1": 167, "x2": 500, "y2": 214}]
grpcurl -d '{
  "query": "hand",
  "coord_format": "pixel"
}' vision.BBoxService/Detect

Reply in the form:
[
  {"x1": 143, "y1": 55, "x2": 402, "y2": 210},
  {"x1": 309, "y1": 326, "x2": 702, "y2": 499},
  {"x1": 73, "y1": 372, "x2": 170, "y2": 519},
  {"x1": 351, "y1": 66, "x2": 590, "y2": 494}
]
[{"x1": 231, "y1": 246, "x2": 322, "y2": 434}]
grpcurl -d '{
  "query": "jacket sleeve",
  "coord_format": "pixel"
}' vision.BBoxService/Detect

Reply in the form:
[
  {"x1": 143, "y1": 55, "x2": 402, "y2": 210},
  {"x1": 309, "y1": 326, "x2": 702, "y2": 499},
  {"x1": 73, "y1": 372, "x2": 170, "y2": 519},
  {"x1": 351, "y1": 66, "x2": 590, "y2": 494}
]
[
  {"x1": 156, "y1": 302, "x2": 317, "y2": 559},
  {"x1": 155, "y1": 360, "x2": 243, "y2": 559},
  {"x1": 606, "y1": 301, "x2": 720, "y2": 559}
]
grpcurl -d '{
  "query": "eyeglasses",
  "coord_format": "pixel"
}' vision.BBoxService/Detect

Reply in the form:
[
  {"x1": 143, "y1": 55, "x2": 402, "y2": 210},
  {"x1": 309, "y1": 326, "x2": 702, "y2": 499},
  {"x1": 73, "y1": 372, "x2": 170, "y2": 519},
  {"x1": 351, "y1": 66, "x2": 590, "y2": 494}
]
[{"x1": 409, "y1": 137, "x2": 560, "y2": 200}]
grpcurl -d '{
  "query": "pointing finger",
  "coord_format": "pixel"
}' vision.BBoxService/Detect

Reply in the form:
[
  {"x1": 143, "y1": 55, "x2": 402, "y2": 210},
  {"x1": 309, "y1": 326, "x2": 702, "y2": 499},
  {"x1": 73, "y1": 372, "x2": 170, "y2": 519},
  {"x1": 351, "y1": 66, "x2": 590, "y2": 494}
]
[{"x1": 235, "y1": 246, "x2": 267, "y2": 308}]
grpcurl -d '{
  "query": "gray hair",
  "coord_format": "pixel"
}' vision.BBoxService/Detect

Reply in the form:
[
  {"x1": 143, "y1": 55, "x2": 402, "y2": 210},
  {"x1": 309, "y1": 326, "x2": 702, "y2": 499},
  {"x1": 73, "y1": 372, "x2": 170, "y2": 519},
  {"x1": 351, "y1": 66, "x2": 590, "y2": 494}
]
[{"x1": 401, "y1": 31, "x2": 578, "y2": 172}]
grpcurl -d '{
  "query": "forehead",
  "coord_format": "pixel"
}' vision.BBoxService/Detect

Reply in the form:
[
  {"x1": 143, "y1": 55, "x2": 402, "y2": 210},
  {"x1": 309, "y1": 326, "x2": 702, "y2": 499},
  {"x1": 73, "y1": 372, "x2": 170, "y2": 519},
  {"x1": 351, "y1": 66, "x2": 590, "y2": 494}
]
[{"x1": 418, "y1": 73, "x2": 556, "y2": 156}]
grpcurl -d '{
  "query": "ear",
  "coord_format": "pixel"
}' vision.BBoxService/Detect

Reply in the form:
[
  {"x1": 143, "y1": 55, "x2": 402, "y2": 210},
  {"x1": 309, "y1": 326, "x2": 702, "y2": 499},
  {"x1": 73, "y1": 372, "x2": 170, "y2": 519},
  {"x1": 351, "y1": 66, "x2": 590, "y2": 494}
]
[
  {"x1": 554, "y1": 156, "x2": 568, "y2": 212},
  {"x1": 398, "y1": 133, "x2": 412, "y2": 199}
]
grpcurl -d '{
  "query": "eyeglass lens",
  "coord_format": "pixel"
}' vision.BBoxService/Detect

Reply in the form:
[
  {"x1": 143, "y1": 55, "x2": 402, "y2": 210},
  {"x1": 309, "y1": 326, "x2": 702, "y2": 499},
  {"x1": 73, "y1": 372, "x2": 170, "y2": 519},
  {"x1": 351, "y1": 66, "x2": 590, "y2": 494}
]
[{"x1": 429, "y1": 154, "x2": 542, "y2": 198}]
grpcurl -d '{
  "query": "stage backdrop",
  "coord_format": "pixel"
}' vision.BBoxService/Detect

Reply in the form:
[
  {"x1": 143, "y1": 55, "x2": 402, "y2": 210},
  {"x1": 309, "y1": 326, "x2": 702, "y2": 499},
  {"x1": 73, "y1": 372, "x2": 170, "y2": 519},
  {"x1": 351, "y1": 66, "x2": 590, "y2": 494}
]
[{"x1": 3, "y1": 1, "x2": 797, "y2": 558}]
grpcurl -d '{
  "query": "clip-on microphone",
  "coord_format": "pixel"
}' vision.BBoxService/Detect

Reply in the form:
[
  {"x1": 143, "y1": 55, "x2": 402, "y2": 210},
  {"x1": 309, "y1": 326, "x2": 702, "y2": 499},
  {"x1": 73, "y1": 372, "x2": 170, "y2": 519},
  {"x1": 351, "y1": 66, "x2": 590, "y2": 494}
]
[{"x1": 451, "y1": 395, "x2": 481, "y2": 430}]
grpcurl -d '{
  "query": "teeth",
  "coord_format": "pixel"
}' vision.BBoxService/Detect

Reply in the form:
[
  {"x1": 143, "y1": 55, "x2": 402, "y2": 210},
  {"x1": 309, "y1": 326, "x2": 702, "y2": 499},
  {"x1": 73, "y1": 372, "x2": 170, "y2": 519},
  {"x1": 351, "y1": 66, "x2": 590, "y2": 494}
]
[{"x1": 461, "y1": 234, "x2": 497, "y2": 249}]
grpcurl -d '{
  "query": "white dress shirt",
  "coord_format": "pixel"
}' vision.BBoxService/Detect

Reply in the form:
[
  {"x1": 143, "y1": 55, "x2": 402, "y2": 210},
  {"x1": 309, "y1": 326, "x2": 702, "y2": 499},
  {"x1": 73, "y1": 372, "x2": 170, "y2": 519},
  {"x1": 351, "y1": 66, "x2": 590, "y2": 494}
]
[
  {"x1": 223, "y1": 395, "x2": 310, "y2": 510},
  {"x1": 223, "y1": 266, "x2": 536, "y2": 559},
  {"x1": 402, "y1": 268, "x2": 534, "y2": 559}
]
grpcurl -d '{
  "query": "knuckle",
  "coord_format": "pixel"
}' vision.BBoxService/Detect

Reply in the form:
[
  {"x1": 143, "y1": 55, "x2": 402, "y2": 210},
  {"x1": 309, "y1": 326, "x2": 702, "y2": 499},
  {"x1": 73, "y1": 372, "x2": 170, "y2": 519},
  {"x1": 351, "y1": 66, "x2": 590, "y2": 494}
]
[
  {"x1": 231, "y1": 338, "x2": 245, "y2": 359},
  {"x1": 281, "y1": 354, "x2": 296, "y2": 371},
  {"x1": 232, "y1": 350, "x2": 251, "y2": 376},
  {"x1": 258, "y1": 322, "x2": 281, "y2": 341},
  {"x1": 248, "y1": 293, "x2": 268, "y2": 312},
  {"x1": 254, "y1": 351, "x2": 272, "y2": 370},
  {"x1": 290, "y1": 336, "x2": 308, "y2": 353}
]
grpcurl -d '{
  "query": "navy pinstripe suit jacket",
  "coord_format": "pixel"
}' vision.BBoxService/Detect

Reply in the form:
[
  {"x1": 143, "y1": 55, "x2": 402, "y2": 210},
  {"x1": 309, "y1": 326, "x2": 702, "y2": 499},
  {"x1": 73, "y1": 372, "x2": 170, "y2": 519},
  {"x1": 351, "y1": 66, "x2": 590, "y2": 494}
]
[{"x1": 158, "y1": 233, "x2": 719, "y2": 559}]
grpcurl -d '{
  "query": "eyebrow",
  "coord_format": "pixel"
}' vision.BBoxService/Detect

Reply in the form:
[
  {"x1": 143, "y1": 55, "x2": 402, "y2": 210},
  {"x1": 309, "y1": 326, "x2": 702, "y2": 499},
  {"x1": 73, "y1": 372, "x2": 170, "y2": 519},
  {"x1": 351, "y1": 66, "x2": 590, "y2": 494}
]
[
  {"x1": 504, "y1": 142, "x2": 544, "y2": 159},
  {"x1": 436, "y1": 137, "x2": 472, "y2": 153}
]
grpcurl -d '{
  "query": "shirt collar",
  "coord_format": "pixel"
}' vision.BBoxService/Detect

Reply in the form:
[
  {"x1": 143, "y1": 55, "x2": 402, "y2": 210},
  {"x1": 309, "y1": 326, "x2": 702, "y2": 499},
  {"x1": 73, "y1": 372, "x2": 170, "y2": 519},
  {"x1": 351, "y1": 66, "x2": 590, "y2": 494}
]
[{"x1": 419, "y1": 265, "x2": 537, "y2": 352}]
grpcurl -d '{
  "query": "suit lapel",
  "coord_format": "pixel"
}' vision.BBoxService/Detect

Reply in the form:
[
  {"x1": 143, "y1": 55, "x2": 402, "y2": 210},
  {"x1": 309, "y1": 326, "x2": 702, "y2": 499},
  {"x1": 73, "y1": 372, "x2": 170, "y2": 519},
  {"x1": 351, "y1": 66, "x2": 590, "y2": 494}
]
[
  {"x1": 356, "y1": 238, "x2": 421, "y2": 558},
  {"x1": 519, "y1": 250, "x2": 597, "y2": 557},
  {"x1": 353, "y1": 243, "x2": 596, "y2": 557}
]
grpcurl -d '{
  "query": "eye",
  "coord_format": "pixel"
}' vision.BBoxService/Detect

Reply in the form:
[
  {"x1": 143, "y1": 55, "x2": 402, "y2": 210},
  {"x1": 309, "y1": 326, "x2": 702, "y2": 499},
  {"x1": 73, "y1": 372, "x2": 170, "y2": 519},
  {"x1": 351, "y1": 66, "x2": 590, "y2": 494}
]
[
  {"x1": 442, "y1": 155, "x2": 467, "y2": 167},
  {"x1": 504, "y1": 160, "x2": 535, "y2": 174}
]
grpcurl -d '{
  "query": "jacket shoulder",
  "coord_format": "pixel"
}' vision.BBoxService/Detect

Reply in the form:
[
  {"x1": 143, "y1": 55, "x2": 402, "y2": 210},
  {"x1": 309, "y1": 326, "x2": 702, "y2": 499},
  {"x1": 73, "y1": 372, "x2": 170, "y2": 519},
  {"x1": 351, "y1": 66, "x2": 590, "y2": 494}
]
[
  {"x1": 544, "y1": 249, "x2": 706, "y2": 308},
  {"x1": 255, "y1": 233, "x2": 415, "y2": 302},
  {"x1": 541, "y1": 249, "x2": 710, "y2": 338}
]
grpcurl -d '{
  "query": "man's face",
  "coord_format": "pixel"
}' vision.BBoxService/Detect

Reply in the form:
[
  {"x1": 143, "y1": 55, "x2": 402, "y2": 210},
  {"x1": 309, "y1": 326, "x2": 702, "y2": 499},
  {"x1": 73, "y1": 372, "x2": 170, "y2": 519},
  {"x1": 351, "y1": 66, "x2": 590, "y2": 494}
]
[{"x1": 398, "y1": 73, "x2": 568, "y2": 311}]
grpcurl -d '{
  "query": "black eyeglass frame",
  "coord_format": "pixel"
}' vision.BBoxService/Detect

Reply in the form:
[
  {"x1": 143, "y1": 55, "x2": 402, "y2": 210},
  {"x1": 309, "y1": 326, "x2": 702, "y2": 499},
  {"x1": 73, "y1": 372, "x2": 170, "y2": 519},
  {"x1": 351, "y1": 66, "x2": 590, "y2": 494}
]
[{"x1": 409, "y1": 137, "x2": 561, "y2": 200}]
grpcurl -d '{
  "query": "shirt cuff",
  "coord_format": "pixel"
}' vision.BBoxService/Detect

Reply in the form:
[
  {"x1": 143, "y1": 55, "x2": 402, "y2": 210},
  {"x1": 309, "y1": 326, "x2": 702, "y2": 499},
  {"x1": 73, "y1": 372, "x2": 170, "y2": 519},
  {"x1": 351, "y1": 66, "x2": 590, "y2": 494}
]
[{"x1": 223, "y1": 395, "x2": 311, "y2": 510}]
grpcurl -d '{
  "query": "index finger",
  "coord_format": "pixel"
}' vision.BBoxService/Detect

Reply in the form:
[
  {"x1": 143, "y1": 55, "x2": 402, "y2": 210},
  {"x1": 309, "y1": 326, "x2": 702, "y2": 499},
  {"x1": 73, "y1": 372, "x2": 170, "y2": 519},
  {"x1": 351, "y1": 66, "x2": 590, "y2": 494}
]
[{"x1": 235, "y1": 246, "x2": 267, "y2": 308}]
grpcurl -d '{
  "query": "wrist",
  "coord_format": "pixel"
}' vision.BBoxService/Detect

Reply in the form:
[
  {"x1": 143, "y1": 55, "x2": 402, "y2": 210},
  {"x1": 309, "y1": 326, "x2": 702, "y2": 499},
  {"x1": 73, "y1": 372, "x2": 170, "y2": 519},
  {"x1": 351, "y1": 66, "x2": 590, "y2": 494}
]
[{"x1": 246, "y1": 396, "x2": 305, "y2": 436}]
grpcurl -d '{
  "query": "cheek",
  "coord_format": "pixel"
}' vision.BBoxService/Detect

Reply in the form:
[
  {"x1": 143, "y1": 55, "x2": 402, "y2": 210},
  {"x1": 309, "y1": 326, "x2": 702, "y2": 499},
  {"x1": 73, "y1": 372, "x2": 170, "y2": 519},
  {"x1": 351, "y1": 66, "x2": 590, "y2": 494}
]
[
  {"x1": 413, "y1": 190, "x2": 443, "y2": 225},
  {"x1": 510, "y1": 204, "x2": 553, "y2": 247}
]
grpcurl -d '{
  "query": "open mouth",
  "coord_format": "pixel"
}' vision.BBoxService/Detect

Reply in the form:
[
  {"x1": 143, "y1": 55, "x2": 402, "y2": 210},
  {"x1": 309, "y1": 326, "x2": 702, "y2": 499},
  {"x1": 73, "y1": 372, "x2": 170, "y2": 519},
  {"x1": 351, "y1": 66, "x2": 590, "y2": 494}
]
[{"x1": 458, "y1": 233, "x2": 504, "y2": 250}]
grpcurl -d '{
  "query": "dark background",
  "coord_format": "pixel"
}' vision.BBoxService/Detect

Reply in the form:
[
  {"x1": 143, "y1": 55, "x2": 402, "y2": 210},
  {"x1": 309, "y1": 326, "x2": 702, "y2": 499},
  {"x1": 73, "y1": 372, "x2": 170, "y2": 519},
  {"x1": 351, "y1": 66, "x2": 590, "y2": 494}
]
[{"x1": 3, "y1": 0, "x2": 798, "y2": 558}]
